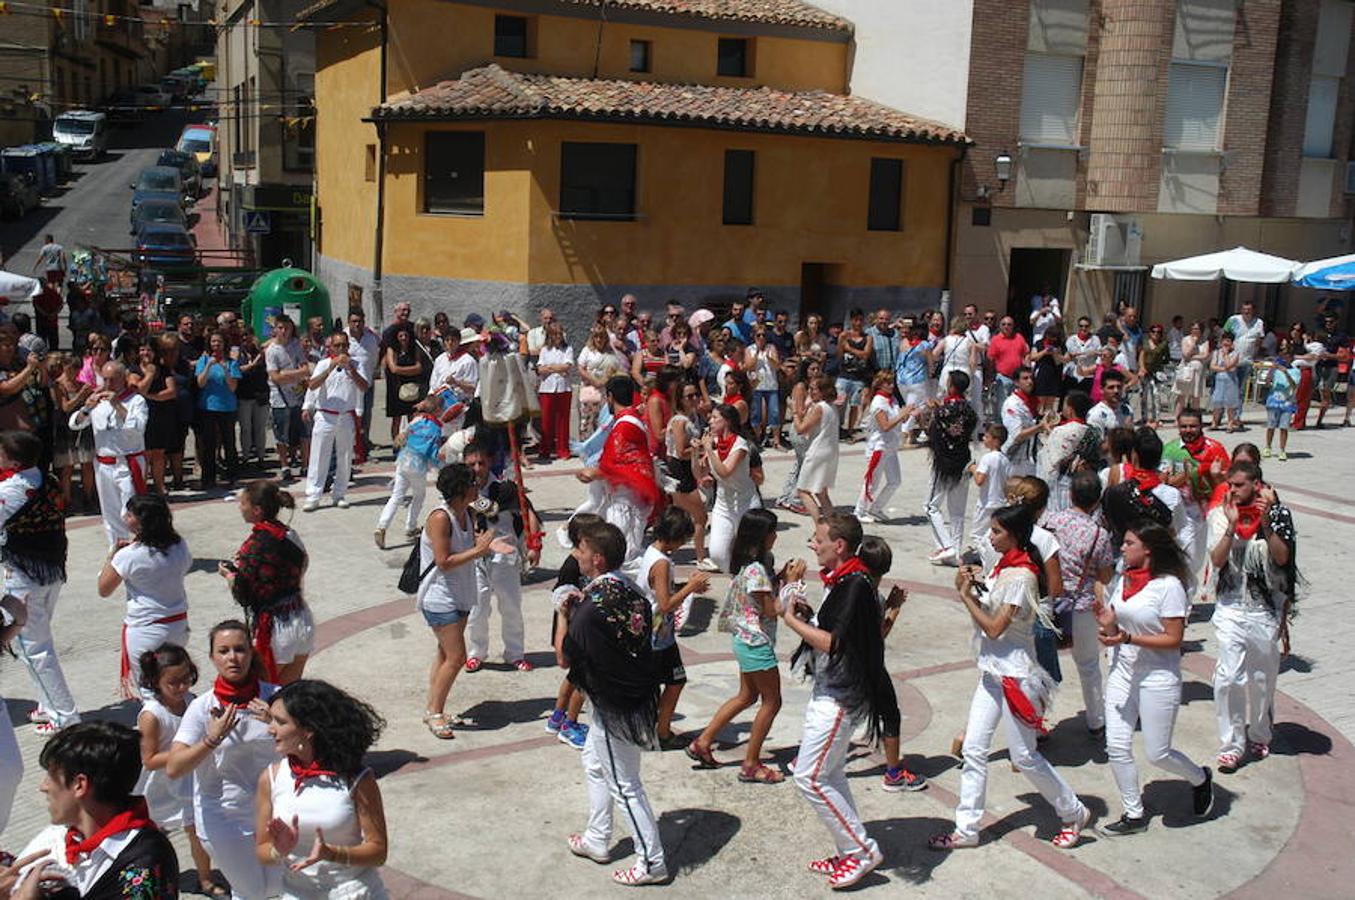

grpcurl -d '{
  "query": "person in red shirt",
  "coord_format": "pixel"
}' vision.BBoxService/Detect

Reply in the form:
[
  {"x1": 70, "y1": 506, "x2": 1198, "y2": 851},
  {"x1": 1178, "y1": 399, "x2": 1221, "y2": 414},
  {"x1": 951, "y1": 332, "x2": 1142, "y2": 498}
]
[
  {"x1": 32, "y1": 283, "x2": 63, "y2": 351},
  {"x1": 987, "y1": 315, "x2": 1030, "y2": 419}
]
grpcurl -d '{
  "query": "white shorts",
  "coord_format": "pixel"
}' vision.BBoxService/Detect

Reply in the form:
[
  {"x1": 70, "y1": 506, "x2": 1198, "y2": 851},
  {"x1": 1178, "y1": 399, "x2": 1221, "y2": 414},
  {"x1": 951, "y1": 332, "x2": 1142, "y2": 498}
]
[{"x1": 271, "y1": 605, "x2": 316, "y2": 664}]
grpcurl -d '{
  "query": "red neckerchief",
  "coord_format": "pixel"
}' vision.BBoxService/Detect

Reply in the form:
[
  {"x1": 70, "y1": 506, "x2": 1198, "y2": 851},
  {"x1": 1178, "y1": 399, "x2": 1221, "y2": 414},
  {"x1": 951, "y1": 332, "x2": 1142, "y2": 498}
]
[
  {"x1": 417, "y1": 413, "x2": 441, "y2": 427},
  {"x1": 1015, "y1": 388, "x2": 1039, "y2": 418},
  {"x1": 288, "y1": 755, "x2": 339, "y2": 794},
  {"x1": 820, "y1": 555, "x2": 871, "y2": 587},
  {"x1": 993, "y1": 547, "x2": 1040, "y2": 579},
  {"x1": 213, "y1": 675, "x2": 260, "y2": 706},
  {"x1": 115, "y1": 389, "x2": 138, "y2": 403},
  {"x1": 723, "y1": 393, "x2": 744, "y2": 407},
  {"x1": 1121, "y1": 566, "x2": 1152, "y2": 601},
  {"x1": 252, "y1": 519, "x2": 289, "y2": 541},
  {"x1": 943, "y1": 390, "x2": 965, "y2": 404},
  {"x1": 1183, "y1": 435, "x2": 1208, "y2": 458},
  {"x1": 1043, "y1": 337, "x2": 1058, "y2": 350},
  {"x1": 0, "y1": 467, "x2": 20, "y2": 481},
  {"x1": 65, "y1": 797, "x2": 154, "y2": 864},
  {"x1": 714, "y1": 432, "x2": 738, "y2": 461},
  {"x1": 928, "y1": 326, "x2": 942, "y2": 338},
  {"x1": 1235, "y1": 503, "x2": 1263, "y2": 540},
  {"x1": 1126, "y1": 465, "x2": 1161, "y2": 492}
]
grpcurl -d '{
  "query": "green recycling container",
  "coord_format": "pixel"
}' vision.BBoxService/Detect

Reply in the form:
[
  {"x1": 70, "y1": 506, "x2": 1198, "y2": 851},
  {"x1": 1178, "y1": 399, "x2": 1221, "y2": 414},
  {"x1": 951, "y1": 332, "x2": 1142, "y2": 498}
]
[{"x1": 241, "y1": 267, "x2": 331, "y2": 340}]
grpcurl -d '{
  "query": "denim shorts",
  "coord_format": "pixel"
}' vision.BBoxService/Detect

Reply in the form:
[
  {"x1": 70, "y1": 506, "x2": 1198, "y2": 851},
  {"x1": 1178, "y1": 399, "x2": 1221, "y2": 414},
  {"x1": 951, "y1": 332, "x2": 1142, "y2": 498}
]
[
  {"x1": 271, "y1": 405, "x2": 304, "y2": 445},
  {"x1": 835, "y1": 377, "x2": 866, "y2": 408},
  {"x1": 421, "y1": 606, "x2": 469, "y2": 628},
  {"x1": 1266, "y1": 407, "x2": 1294, "y2": 429}
]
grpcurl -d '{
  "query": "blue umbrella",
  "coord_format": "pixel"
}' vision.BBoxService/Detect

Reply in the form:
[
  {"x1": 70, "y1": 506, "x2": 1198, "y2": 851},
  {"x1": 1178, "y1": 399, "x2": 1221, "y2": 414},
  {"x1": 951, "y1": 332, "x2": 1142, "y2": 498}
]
[{"x1": 1293, "y1": 253, "x2": 1355, "y2": 290}]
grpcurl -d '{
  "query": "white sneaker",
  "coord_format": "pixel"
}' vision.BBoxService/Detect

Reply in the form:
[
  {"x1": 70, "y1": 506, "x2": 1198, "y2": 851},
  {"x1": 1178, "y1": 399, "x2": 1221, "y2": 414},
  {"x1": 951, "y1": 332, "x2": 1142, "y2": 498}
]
[
  {"x1": 696, "y1": 557, "x2": 721, "y2": 573},
  {"x1": 302, "y1": 499, "x2": 319, "y2": 512},
  {"x1": 857, "y1": 513, "x2": 879, "y2": 524},
  {"x1": 374, "y1": 528, "x2": 386, "y2": 549},
  {"x1": 335, "y1": 498, "x2": 351, "y2": 509}
]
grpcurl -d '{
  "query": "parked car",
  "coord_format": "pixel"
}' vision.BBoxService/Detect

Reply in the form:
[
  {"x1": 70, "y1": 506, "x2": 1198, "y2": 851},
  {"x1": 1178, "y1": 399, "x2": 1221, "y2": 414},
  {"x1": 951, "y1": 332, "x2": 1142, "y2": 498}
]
[
  {"x1": 176, "y1": 125, "x2": 217, "y2": 177},
  {"x1": 129, "y1": 198, "x2": 188, "y2": 235},
  {"x1": 156, "y1": 149, "x2": 202, "y2": 198},
  {"x1": 134, "y1": 224, "x2": 198, "y2": 270},
  {"x1": 0, "y1": 171, "x2": 41, "y2": 219},
  {"x1": 160, "y1": 76, "x2": 189, "y2": 103},
  {"x1": 52, "y1": 110, "x2": 109, "y2": 159},
  {"x1": 134, "y1": 84, "x2": 172, "y2": 109},
  {"x1": 129, "y1": 165, "x2": 186, "y2": 227},
  {"x1": 104, "y1": 90, "x2": 145, "y2": 126}
]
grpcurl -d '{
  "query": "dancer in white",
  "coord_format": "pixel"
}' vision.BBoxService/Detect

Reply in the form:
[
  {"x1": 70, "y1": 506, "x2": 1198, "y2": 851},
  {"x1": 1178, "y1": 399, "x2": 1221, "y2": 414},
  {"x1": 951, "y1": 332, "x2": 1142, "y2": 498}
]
[
  {"x1": 1208, "y1": 460, "x2": 1297, "y2": 773},
  {"x1": 375, "y1": 394, "x2": 444, "y2": 548},
  {"x1": 794, "y1": 376, "x2": 840, "y2": 522},
  {"x1": 0, "y1": 592, "x2": 26, "y2": 832},
  {"x1": 966, "y1": 424, "x2": 1011, "y2": 555},
  {"x1": 930, "y1": 504, "x2": 1089, "y2": 851},
  {"x1": 256, "y1": 680, "x2": 390, "y2": 899},
  {"x1": 168, "y1": 621, "x2": 281, "y2": 900},
  {"x1": 302, "y1": 331, "x2": 368, "y2": 512},
  {"x1": 1, "y1": 430, "x2": 76, "y2": 735},
  {"x1": 854, "y1": 371, "x2": 911, "y2": 524},
  {"x1": 703, "y1": 404, "x2": 760, "y2": 572},
  {"x1": 1092, "y1": 521, "x2": 1214, "y2": 835},
  {"x1": 577, "y1": 376, "x2": 660, "y2": 562},
  {"x1": 925, "y1": 370, "x2": 979, "y2": 566},
  {"x1": 1037, "y1": 391, "x2": 1096, "y2": 514},
  {"x1": 67, "y1": 361, "x2": 148, "y2": 546},
  {"x1": 1000, "y1": 366, "x2": 1046, "y2": 477}
]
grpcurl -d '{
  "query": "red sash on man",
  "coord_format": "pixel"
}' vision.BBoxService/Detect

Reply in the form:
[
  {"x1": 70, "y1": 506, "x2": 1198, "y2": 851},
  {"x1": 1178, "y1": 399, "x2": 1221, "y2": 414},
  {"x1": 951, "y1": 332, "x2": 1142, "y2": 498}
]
[
  {"x1": 598, "y1": 407, "x2": 662, "y2": 517},
  {"x1": 96, "y1": 452, "x2": 147, "y2": 495}
]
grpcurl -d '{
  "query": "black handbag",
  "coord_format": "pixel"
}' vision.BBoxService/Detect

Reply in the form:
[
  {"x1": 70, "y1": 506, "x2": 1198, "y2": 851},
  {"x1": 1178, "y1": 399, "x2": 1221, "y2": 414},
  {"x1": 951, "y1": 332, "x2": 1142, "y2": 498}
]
[{"x1": 398, "y1": 532, "x2": 434, "y2": 594}]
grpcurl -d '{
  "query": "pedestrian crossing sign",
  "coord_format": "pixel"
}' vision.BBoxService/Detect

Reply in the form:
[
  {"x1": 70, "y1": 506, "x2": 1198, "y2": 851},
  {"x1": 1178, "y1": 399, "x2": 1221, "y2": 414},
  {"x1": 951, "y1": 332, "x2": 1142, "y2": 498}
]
[{"x1": 245, "y1": 211, "x2": 271, "y2": 234}]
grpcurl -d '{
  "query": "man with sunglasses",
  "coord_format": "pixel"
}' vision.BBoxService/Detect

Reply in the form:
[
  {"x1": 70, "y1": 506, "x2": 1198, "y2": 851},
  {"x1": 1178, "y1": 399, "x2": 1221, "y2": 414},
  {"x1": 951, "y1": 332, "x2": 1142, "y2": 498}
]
[
  {"x1": 1065, "y1": 317, "x2": 1101, "y2": 395},
  {"x1": 658, "y1": 302, "x2": 685, "y2": 350}
]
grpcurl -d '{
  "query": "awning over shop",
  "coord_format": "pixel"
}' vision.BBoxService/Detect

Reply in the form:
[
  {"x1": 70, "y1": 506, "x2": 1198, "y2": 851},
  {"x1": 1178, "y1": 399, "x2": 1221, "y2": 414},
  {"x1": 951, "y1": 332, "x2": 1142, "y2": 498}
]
[
  {"x1": 1292, "y1": 253, "x2": 1355, "y2": 290},
  {"x1": 0, "y1": 270, "x2": 40, "y2": 303},
  {"x1": 1150, "y1": 246, "x2": 1301, "y2": 283}
]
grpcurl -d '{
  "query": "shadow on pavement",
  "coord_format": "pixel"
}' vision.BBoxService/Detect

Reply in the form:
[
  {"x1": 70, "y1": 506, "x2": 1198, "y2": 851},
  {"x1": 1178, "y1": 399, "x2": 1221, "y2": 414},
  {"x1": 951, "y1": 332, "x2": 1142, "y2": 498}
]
[
  {"x1": 1144, "y1": 777, "x2": 1234, "y2": 826},
  {"x1": 999, "y1": 790, "x2": 1112, "y2": 842},
  {"x1": 608, "y1": 807, "x2": 740, "y2": 876},
  {"x1": 862, "y1": 815, "x2": 955, "y2": 885},
  {"x1": 1180, "y1": 679, "x2": 1214, "y2": 706},
  {"x1": 1035, "y1": 718, "x2": 1109, "y2": 768},
  {"x1": 1280, "y1": 653, "x2": 1315, "y2": 674},
  {"x1": 366, "y1": 748, "x2": 430, "y2": 779},
  {"x1": 1271, "y1": 720, "x2": 1333, "y2": 757},
  {"x1": 457, "y1": 695, "x2": 556, "y2": 730},
  {"x1": 677, "y1": 596, "x2": 716, "y2": 637}
]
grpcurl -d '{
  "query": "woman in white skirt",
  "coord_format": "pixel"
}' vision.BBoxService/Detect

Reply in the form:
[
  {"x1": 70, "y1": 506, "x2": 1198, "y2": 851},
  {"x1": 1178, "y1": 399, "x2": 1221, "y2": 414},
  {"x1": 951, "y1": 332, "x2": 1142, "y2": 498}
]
[
  {"x1": 854, "y1": 370, "x2": 912, "y2": 524},
  {"x1": 1092, "y1": 521, "x2": 1214, "y2": 835},
  {"x1": 257, "y1": 679, "x2": 389, "y2": 899},
  {"x1": 776, "y1": 357, "x2": 822, "y2": 514},
  {"x1": 930, "y1": 504, "x2": 1089, "y2": 851},
  {"x1": 98, "y1": 492, "x2": 192, "y2": 698},
  {"x1": 168, "y1": 620, "x2": 282, "y2": 900},
  {"x1": 702, "y1": 404, "x2": 760, "y2": 573},
  {"x1": 795, "y1": 376, "x2": 840, "y2": 521},
  {"x1": 136, "y1": 643, "x2": 223, "y2": 896},
  {"x1": 1174, "y1": 321, "x2": 1210, "y2": 417}
]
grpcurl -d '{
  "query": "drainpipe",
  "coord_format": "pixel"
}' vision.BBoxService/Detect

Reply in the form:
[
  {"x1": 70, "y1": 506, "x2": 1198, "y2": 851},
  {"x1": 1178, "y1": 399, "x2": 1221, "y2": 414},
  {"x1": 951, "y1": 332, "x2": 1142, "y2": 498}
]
[
  {"x1": 369, "y1": 0, "x2": 388, "y2": 321},
  {"x1": 941, "y1": 143, "x2": 966, "y2": 322}
]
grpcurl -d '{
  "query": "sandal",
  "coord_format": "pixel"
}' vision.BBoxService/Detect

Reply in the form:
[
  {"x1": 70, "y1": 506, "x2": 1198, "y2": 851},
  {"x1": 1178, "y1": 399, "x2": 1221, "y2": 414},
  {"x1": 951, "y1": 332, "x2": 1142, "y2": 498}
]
[
  {"x1": 738, "y1": 763, "x2": 784, "y2": 784},
  {"x1": 1217, "y1": 751, "x2": 1242, "y2": 773},
  {"x1": 1051, "y1": 806, "x2": 1089, "y2": 849},
  {"x1": 198, "y1": 881, "x2": 229, "y2": 897},
  {"x1": 566, "y1": 833, "x2": 609, "y2": 864},
  {"x1": 513, "y1": 659, "x2": 534, "y2": 672},
  {"x1": 422, "y1": 713, "x2": 456, "y2": 740},
  {"x1": 807, "y1": 855, "x2": 842, "y2": 876},
  {"x1": 612, "y1": 862, "x2": 668, "y2": 886},
  {"x1": 928, "y1": 831, "x2": 978, "y2": 851},
  {"x1": 464, "y1": 657, "x2": 483, "y2": 673},
  {"x1": 684, "y1": 740, "x2": 720, "y2": 769}
]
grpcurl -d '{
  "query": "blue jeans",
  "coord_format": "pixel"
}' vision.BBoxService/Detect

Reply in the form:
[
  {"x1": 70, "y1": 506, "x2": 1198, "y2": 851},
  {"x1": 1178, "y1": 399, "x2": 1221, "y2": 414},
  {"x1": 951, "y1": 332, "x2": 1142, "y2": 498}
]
[{"x1": 751, "y1": 389, "x2": 780, "y2": 430}]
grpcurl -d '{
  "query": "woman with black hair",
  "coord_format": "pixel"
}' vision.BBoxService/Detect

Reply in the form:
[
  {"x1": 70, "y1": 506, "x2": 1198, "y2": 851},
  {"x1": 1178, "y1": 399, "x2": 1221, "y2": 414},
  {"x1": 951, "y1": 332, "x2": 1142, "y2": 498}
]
[
  {"x1": 255, "y1": 680, "x2": 389, "y2": 898},
  {"x1": 131, "y1": 339, "x2": 178, "y2": 494},
  {"x1": 417, "y1": 463, "x2": 510, "y2": 740},
  {"x1": 1092, "y1": 521, "x2": 1213, "y2": 835},
  {"x1": 98, "y1": 492, "x2": 192, "y2": 698},
  {"x1": 930, "y1": 504, "x2": 1089, "y2": 852},
  {"x1": 701, "y1": 403, "x2": 759, "y2": 573},
  {"x1": 219, "y1": 480, "x2": 312, "y2": 686},
  {"x1": 686, "y1": 508, "x2": 795, "y2": 782},
  {"x1": 168, "y1": 621, "x2": 281, "y2": 900},
  {"x1": 665, "y1": 382, "x2": 711, "y2": 571}
]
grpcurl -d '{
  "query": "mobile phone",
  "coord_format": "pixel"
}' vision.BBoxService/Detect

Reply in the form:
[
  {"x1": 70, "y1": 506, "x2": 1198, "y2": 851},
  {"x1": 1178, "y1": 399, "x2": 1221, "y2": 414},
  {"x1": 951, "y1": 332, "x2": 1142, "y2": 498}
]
[{"x1": 221, "y1": 560, "x2": 238, "y2": 573}]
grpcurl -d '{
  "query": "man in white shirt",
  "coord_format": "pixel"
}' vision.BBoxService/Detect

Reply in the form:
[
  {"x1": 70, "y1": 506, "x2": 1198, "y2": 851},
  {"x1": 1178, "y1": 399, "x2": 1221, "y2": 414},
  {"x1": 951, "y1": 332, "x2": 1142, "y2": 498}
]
[
  {"x1": 345, "y1": 309, "x2": 381, "y2": 461},
  {"x1": 68, "y1": 362, "x2": 148, "y2": 546},
  {"x1": 963, "y1": 304, "x2": 991, "y2": 423},
  {"x1": 430, "y1": 328, "x2": 484, "y2": 433},
  {"x1": 1029, "y1": 289, "x2": 1062, "y2": 345},
  {"x1": 1088, "y1": 369, "x2": 1133, "y2": 438},
  {"x1": 302, "y1": 331, "x2": 369, "y2": 511},
  {"x1": 1224, "y1": 302, "x2": 1266, "y2": 395},
  {"x1": 1000, "y1": 367, "x2": 1046, "y2": 476}
]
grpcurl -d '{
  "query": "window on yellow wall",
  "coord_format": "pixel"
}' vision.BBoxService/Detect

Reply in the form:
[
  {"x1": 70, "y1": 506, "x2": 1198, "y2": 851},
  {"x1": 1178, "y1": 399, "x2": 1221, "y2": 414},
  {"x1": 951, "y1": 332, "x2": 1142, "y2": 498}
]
[
  {"x1": 494, "y1": 15, "x2": 531, "y2": 58},
  {"x1": 424, "y1": 132, "x2": 485, "y2": 215},
  {"x1": 717, "y1": 38, "x2": 750, "y2": 77},
  {"x1": 722, "y1": 150, "x2": 754, "y2": 225},
  {"x1": 867, "y1": 158, "x2": 904, "y2": 232},
  {"x1": 560, "y1": 142, "x2": 637, "y2": 221},
  {"x1": 630, "y1": 40, "x2": 652, "y2": 74}
]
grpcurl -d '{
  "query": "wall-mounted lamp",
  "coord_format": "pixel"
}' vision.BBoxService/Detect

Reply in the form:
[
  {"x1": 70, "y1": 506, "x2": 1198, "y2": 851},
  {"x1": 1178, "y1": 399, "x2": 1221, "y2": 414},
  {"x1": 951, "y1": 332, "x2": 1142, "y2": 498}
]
[{"x1": 995, "y1": 152, "x2": 1013, "y2": 189}]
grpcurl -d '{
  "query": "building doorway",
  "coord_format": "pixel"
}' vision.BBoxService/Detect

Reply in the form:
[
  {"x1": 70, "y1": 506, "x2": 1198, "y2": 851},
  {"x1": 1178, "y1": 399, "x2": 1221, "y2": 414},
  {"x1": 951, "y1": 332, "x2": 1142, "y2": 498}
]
[
  {"x1": 799, "y1": 262, "x2": 844, "y2": 324},
  {"x1": 1008, "y1": 248, "x2": 1070, "y2": 336}
]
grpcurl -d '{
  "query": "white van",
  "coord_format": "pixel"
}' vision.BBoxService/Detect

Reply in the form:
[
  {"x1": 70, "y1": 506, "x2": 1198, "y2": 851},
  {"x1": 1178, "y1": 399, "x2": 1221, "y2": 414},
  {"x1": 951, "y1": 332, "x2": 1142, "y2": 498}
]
[{"x1": 53, "y1": 110, "x2": 108, "y2": 159}]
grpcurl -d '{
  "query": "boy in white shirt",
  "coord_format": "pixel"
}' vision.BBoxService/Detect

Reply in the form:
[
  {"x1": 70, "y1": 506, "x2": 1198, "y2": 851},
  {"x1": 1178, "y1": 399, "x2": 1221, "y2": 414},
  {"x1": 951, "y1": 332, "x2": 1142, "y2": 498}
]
[{"x1": 966, "y1": 424, "x2": 1011, "y2": 555}]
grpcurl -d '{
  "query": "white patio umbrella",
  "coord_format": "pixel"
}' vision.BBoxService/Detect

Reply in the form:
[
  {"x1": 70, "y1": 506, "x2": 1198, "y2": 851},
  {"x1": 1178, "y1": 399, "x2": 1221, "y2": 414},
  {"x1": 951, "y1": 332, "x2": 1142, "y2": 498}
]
[
  {"x1": 0, "y1": 270, "x2": 41, "y2": 303},
  {"x1": 1150, "y1": 246, "x2": 1301, "y2": 283}
]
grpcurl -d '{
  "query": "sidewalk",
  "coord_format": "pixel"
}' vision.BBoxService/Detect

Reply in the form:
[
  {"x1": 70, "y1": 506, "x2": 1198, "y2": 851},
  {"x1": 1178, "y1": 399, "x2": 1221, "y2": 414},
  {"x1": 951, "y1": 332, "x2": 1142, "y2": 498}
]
[{"x1": 189, "y1": 181, "x2": 235, "y2": 265}]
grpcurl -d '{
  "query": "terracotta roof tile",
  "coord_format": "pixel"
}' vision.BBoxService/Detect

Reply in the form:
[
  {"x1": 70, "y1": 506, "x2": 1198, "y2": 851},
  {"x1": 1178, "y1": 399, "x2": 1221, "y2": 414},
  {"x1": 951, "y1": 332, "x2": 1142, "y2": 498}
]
[
  {"x1": 372, "y1": 65, "x2": 969, "y2": 145},
  {"x1": 548, "y1": 0, "x2": 851, "y2": 32}
]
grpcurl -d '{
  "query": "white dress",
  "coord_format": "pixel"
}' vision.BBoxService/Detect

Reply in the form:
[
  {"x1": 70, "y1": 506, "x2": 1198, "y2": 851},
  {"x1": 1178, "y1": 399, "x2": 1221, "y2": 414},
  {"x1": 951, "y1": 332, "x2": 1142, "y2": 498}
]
[
  {"x1": 796, "y1": 401, "x2": 840, "y2": 493},
  {"x1": 269, "y1": 762, "x2": 388, "y2": 899},
  {"x1": 709, "y1": 436, "x2": 760, "y2": 572},
  {"x1": 135, "y1": 694, "x2": 194, "y2": 829}
]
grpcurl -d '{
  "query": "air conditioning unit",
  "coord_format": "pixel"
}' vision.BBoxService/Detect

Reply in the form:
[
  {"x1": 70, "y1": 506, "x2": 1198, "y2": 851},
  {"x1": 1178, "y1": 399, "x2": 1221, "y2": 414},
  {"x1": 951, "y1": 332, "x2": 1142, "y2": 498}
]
[
  {"x1": 1085, "y1": 214, "x2": 1143, "y2": 266},
  {"x1": 1344, "y1": 161, "x2": 1355, "y2": 194}
]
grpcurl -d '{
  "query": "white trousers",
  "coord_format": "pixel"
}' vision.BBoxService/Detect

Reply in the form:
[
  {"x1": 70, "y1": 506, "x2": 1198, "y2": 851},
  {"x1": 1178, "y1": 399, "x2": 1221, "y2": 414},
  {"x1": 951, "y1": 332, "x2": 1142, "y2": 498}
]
[
  {"x1": 12, "y1": 577, "x2": 79, "y2": 725},
  {"x1": 970, "y1": 371, "x2": 986, "y2": 423},
  {"x1": 560, "y1": 480, "x2": 609, "y2": 548},
  {"x1": 968, "y1": 502, "x2": 1001, "y2": 551},
  {"x1": 1212, "y1": 605, "x2": 1281, "y2": 756},
  {"x1": 604, "y1": 486, "x2": 650, "y2": 564},
  {"x1": 793, "y1": 696, "x2": 880, "y2": 862},
  {"x1": 580, "y1": 711, "x2": 666, "y2": 875},
  {"x1": 854, "y1": 450, "x2": 901, "y2": 519},
  {"x1": 1104, "y1": 665, "x2": 1204, "y2": 819},
  {"x1": 468, "y1": 558, "x2": 525, "y2": 662},
  {"x1": 925, "y1": 473, "x2": 968, "y2": 552},
  {"x1": 305, "y1": 411, "x2": 355, "y2": 503},
  {"x1": 0, "y1": 698, "x2": 20, "y2": 834},
  {"x1": 955, "y1": 672, "x2": 1083, "y2": 840},
  {"x1": 94, "y1": 457, "x2": 139, "y2": 546},
  {"x1": 708, "y1": 494, "x2": 756, "y2": 574},
  {"x1": 124, "y1": 617, "x2": 191, "y2": 698},
  {"x1": 197, "y1": 811, "x2": 277, "y2": 900},
  {"x1": 377, "y1": 467, "x2": 428, "y2": 531},
  {"x1": 1070, "y1": 608, "x2": 1105, "y2": 730}
]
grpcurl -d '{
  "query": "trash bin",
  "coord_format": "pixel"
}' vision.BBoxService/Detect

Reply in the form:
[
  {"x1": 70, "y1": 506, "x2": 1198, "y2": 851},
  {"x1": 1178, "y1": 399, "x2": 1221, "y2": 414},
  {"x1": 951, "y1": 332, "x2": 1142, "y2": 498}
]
[
  {"x1": 32, "y1": 143, "x2": 71, "y2": 183},
  {"x1": 242, "y1": 267, "x2": 331, "y2": 340},
  {"x1": 0, "y1": 146, "x2": 54, "y2": 193}
]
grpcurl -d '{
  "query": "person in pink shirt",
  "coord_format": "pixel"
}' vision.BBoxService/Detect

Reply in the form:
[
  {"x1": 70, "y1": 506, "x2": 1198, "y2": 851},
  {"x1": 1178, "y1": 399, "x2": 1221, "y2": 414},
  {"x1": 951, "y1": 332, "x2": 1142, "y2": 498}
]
[{"x1": 987, "y1": 315, "x2": 1030, "y2": 418}]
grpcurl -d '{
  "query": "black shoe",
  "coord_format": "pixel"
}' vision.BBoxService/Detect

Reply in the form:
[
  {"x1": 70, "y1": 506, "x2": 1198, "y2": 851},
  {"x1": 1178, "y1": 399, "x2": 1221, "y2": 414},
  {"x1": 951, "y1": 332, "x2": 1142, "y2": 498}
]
[
  {"x1": 656, "y1": 732, "x2": 688, "y2": 752},
  {"x1": 1087, "y1": 726, "x2": 1106, "y2": 741},
  {"x1": 1192, "y1": 766, "x2": 1214, "y2": 817},
  {"x1": 1102, "y1": 814, "x2": 1149, "y2": 836}
]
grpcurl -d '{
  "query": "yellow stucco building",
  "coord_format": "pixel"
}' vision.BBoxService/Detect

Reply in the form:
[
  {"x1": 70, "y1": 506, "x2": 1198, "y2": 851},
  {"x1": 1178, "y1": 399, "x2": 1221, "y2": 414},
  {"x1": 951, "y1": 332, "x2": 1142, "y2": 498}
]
[{"x1": 298, "y1": 0, "x2": 967, "y2": 332}]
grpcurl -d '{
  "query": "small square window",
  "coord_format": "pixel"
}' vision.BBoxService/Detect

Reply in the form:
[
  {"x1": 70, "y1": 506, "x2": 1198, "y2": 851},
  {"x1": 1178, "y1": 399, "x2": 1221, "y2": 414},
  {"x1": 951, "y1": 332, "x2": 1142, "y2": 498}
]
[
  {"x1": 494, "y1": 15, "x2": 530, "y2": 58},
  {"x1": 629, "y1": 40, "x2": 651, "y2": 73},
  {"x1": 717, "y1": 38, "x2": 749, "y2": 77}
]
